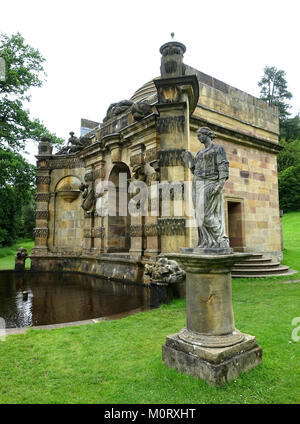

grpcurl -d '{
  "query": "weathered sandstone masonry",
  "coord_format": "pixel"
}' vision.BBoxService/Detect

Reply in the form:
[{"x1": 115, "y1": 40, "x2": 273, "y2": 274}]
[{"x1": 31, "y1": 39, "x2": 282, "y2": 281}]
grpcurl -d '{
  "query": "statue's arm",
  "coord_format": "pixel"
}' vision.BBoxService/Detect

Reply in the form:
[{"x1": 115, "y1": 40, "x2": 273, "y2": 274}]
[{"x1": 181, "y1": 150, "x2": 195, "y2": 172}]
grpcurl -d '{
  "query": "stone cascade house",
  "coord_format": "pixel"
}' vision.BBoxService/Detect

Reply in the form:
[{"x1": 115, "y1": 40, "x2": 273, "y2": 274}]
[{"x1": 31, "y1": 39, "x2": 285, "y2": 282}]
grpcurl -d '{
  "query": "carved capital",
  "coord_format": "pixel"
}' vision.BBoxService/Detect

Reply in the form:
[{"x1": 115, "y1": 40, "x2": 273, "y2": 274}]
[
  {"x1": 84, "y1": 228, "x2": 92, "y2": 238},
  {"x1": 36, "y1": 175, "x2": 51, "y2": 185},
  {"x1": 144, "y1": 224, "x2": 158, "y2": 237},
  {"x1": 35, "y1": 210, "x2": 49, "y2": 220},
  {"x1": 156, "y1": 115, "x2": 185, "y2": 135},
  {"x1": 158, "y1": 149, "x2": 185, "y2": 167},
  {"x1": 129, "y1": 225, "x2": 143, "y2": 237},
  {"x1": 91, "y1": 227, "x2": 105, "y2": 238},
  {"x1": 33, "y1": 228, "x2": 49, "y2": 238},
  {"x1": 35, "y1": 193, "x2": 50, "y2": 202}
]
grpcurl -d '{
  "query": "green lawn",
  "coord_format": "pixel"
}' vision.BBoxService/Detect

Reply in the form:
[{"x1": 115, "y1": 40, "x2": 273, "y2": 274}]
[{"x1": 0, "y1": 215, "x2": 299, "y2": 404}]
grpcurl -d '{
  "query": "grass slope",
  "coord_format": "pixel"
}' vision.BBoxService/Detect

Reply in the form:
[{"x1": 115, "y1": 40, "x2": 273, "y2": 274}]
[{"x1": 0, "y1": 214, "x2": 299, "y2": 404}]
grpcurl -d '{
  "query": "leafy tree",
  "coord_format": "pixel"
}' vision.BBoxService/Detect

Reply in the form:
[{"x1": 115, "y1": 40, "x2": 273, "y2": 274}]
[
  {"x1": 278, "y1": 164, "x2": 300, "y2": 212},
  {"x1": 0, "y1": 32, "x2": 63, "y2": 152},
  {"x1": 19, "y1": 191, "x2": 36, "y2": 239},
  {"x1": 0, "y1": 33, "x2": 65, "y2": 245},
  {"x1": 280, "y1": 114, "x2": 300, "y2": 142},
  {"x1": 0, "y1": 148, "x2": 35, "y2": 245},
  {"x1": 277, "y1": 139, "x2": 300, "y2": 173},
  {"x1": 258, "y1": 66, "x2": 292, "y2": 122}
]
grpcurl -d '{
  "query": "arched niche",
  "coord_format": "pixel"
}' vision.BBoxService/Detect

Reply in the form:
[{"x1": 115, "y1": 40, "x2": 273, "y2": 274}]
[
  {"x1": 53, "y1": 175, "x2": 84, "y2": 250},
  {"x1": 107, "y1": 163, "x2": 131, "y2": 252}
]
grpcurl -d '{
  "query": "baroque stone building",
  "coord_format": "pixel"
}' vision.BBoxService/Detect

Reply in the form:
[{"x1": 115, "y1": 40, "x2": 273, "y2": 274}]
[{"x1": 31, "y1": 39, "x2": 283, "y2": 282}]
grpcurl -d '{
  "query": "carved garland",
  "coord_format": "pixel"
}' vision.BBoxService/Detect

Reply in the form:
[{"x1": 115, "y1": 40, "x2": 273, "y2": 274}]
[
  {"x1": 48, "y1": 158, "x2": 83, "y2": 169},
  {"x1": 145, "y1": 148, "x2": 157, "y2": 163},
  {"x1": 157, "y1": 218, "x2": 186, "y2": 236},
  {"x1": 130, "y1": 153, "x2": 144, "y2": 168},
  {"x1": 128, "y1": 220, "x2": 185, "y2": 237}
]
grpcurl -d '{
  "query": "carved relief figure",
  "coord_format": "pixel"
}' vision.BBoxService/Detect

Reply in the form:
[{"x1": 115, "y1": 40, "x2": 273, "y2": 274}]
[
  {"x1": 79, "y1": 183, "x2": 95, "y2": 213},
  {"x1": 181, "y1": 127, "x2": 230, "y2": 249}
]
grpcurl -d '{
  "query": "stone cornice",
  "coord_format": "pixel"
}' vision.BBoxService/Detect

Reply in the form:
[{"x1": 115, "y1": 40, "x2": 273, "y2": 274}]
[
  {"x1": 196, "y1": 102, "x2": 279, "y2": 136},
  {"x1": 190, "y1": 116, "x2": 282, "y2": 154}
]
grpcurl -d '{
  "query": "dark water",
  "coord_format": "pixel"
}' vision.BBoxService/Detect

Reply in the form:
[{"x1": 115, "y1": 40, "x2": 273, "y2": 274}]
[{"x1": 0, "y1": 271, "x2": 151, "y2": 328}]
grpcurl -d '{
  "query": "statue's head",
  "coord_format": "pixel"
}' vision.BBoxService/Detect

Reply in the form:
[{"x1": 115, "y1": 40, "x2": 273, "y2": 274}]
[{"x1": 197, "y1": 127, "x2": 216, "y2": 144}]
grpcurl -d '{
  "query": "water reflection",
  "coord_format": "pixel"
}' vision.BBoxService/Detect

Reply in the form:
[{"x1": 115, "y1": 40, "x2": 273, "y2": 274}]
[{"x1": 0, "y1": 271, "x2": 151, "y2": 328}]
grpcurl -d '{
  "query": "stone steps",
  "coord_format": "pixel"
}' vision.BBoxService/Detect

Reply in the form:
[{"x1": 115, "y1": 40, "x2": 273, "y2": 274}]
[{"x1": 232, "y1": 253, "x2": 297, "y2": 278}]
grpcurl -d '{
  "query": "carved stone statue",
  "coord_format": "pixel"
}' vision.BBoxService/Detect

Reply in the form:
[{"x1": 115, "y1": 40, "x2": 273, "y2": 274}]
[
  {"x1": 103, "y1": 100, "x2": 133, "y2": 122},
  {"x1": 15, "y1": 247, "x2": 28, "y2": 272},
  {"x1": 145, "y1": 257, "x2": 186, "y2": 284},
  {"x1": 181, "y1": 126, "x2": 231, "y2": 251},
  {"x1": 79, "y1": 183, "x2": 95, "y2": 213},
  {"x1": 130, "y1": 102, "x2": 153, "y2": 121},
  {"x1": 103, "y1": 100, "x2": 153, "y2": 123},
  {"x1": 56, "y1": 132, "x2": 90, "y2": 155}
]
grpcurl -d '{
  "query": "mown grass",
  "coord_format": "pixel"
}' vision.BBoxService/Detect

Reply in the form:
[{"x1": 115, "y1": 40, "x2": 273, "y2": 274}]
[{"x1": 0, "y1": 214, "x2": 299, "y2": 404}]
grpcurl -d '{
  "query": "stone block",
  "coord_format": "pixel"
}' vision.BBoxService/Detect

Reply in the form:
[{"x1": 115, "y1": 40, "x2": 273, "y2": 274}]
[{"x1": 162, "y1": 332, "x2": 263, "y2": 386}]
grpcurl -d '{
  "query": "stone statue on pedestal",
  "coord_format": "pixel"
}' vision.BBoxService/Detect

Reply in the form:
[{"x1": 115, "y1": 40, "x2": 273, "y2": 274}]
[{"x1": 181, "y1": 126, "x2": 231, "y2": 252}]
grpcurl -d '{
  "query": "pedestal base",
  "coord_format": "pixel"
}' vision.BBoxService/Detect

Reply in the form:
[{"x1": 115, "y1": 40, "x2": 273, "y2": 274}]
[{"x1": 162, "y1": 332, "x2": 263, "y2": 386}]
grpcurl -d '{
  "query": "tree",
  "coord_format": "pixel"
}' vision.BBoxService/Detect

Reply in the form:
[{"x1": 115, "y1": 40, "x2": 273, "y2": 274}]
[
  {"x1": 0, "y1": 149, "x2": 35, "y2": 245},
  {"x1": 258, "y1": 66, "x2": 292, "y2": 122},
  {"x1": 0, "y1": 32, "x2": 63, "y2": 151},
  {"x1": 0, "y1": 33, "x2": 64, "y2": 245},
  {"x1": 278, "y1": 164, "x2": 300, "y2": 212},
  {"x1": 277, "y1": 139, "x2": 300, "y2": 173},
  {"x1": 280, "y1": 114, "x2": 300, "y2": 142}
]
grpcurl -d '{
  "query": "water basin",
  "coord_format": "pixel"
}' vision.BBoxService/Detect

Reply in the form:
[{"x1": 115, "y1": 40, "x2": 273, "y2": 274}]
[{"x1": 0, "y1": 270, "x2": 152, "y2": 328}]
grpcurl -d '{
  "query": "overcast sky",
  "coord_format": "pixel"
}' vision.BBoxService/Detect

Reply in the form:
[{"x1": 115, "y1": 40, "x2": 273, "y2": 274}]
[{"x1": 1, "y1": 0, "x2": 299, "y2": 163}]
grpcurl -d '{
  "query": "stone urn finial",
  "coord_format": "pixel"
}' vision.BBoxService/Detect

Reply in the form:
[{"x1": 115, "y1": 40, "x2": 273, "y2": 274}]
[
  {"x1": 38, "y1": 136, "x2": 52, "y2": 156},
  {"x1": 159, "y1": 38, "x2": 186, "y2": 78}
]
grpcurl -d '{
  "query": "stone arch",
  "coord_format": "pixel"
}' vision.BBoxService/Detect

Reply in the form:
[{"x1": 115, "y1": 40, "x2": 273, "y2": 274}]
[
  {"x1": 53, "y1": 175, "x2": 84, "y2": 251},
  {"x1": 107, "y1": 163, "x2": 131, "y2": 252}
]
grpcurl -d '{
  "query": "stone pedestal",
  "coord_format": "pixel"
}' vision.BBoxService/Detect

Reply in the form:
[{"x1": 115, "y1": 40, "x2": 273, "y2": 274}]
[{"x1": 162, "y1": 252, "x2": 263, "y2": 385}]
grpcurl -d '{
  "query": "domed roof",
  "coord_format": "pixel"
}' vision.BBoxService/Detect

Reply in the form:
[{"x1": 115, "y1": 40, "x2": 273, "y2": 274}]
[{"x1": 130, "y1": 78, "x2": 158, "y2": 104}]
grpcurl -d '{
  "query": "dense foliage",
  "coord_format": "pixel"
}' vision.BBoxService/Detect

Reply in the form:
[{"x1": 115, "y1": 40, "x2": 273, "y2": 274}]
[
  {"x1": 0, "y1": 33, "x2": 63, "y2": 245},
  {"x1": 0, "y1": 149, "x2": 35, "y2": 245},
  {"x1": 258, "y1": 66, "x2": 300, "y2": 212},
  {"x1": 0, "y1": 32, "x2": 63, "y2": 151},
  {"x1": 278, "y1": 164, "x2": 300, "y2": 212}
]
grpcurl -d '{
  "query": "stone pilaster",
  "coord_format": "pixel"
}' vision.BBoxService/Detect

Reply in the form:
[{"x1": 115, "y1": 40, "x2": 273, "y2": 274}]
[
  {"x1": 154, "y1": 40, "x2": 199, "y2": 254},
  {"x1": 129, "y1": 144, "x2": 145, "y2": 259},
  {"x1": 94, "y1": 160, "x2": 106, "y2": 253},
  {"x1": 32, "y1": 137, "x2": 52, "y2": 255}
]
